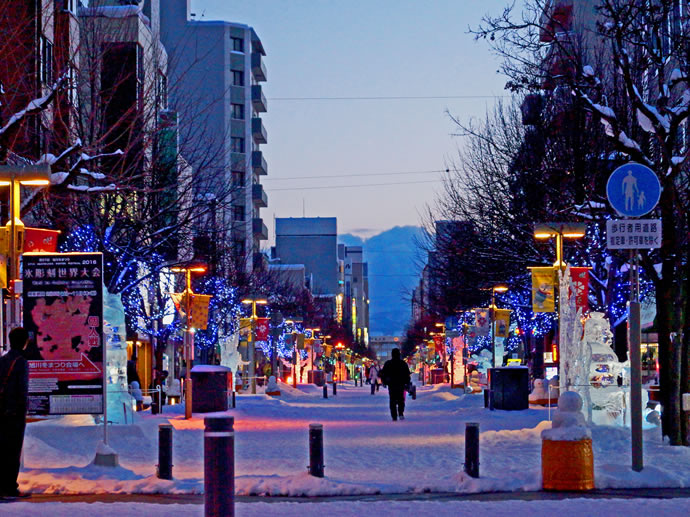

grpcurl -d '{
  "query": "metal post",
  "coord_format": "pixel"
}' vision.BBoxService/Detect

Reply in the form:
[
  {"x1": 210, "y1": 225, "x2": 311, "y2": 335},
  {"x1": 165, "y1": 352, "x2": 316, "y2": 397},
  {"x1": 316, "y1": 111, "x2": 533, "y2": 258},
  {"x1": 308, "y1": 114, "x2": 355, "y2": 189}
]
[
  {"x1": 293, "y1": 334, "x2": 298, "y2": 388},
  {"x1": 204, "y1": 416, "x2": 234, "y2": 517},
  {"x1": 629, "y1": 250, "x2": 643, "y2": 472},
  {"x1": 323, "y1": 384, "x2": 328, "y2": 399},
  {"x1": 332, "y1": 380, "x2": 337, "y2": 396},
  {"x1": 158, "y1": 424, "x2": 173, "y2": 480},
  {"x1": 491, "y1": 291, "x2": 496, "y2": 369},
  {"x1": 308, "y1": 423, "x2": 324, "y2": 478},
  {"x1": 231, "y1": 390, "x2": 236, "y2": 409},
  {"x1": 185, "y1": 270, "x2": 193, "y2": 420},
  {"x1": 464, "y1": 422, "x2": 480, "y2": 478}
]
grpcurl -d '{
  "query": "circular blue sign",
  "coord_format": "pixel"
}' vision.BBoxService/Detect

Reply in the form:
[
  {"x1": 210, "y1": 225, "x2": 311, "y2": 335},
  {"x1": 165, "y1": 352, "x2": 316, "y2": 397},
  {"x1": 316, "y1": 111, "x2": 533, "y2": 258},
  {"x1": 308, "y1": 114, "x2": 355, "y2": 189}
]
[{"x1": 606, "y1": 163, "x2": 661, "y2": 217}]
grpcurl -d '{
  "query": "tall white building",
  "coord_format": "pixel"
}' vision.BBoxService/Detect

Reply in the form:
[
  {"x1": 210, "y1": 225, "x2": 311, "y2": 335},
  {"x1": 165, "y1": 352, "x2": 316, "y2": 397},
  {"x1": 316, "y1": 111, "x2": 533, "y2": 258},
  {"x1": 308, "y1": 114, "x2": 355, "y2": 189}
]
[{"x1": 160, "y1": 0, "x2": 268, "y2": 272}]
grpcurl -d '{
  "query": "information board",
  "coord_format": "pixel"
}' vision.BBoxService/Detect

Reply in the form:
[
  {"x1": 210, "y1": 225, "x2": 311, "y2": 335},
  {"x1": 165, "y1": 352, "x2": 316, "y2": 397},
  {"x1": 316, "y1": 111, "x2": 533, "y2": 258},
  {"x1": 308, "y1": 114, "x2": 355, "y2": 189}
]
[
  {"x1": 606, "y1": 219, "x2": 662, "y2": 249},
  {"x1": 22, "y1": 252, "x2": 104, "y2": 415}
]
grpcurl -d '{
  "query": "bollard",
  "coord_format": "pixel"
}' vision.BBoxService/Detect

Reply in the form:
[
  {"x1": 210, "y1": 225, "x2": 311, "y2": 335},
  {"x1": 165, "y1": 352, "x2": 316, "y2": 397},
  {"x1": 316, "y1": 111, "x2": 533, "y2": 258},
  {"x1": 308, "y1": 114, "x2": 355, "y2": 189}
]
[
  {"x1": 323, "y1": 384, "x2": 328, "y2": 399},
  {"x1": 157, "y1": 424, "x2": 173, "y2": 480},
  {"x1": 204, "y1": 416, "x2": 234, "y2": 517},
  {"x1": 464, "y1": 422, "x2": 480, "y2": 478},
  {"x1": 308, "y1": 423, "x2": 325, "y2": 478},
  {"x1": 333, "y1": 381, "x2": 337, "y2": 396},
  {"x1": 232, "y1": 391, "x2": 236, "y2": 409}
]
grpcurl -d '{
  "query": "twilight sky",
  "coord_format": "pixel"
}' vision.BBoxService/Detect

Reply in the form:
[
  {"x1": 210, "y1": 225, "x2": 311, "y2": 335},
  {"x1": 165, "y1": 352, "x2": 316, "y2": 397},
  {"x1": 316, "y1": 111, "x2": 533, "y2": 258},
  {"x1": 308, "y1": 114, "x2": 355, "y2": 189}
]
[{"x1": 193, "y1": 0, "x2": 511, "y2": 242}]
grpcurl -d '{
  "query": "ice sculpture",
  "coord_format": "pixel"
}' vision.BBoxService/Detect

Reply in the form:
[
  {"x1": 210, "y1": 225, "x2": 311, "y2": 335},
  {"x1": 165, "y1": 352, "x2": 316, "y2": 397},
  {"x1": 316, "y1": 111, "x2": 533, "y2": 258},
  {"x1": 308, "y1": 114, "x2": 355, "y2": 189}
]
[{"x1": 103, "y1": 290, "x2": 135, "y2": 424}]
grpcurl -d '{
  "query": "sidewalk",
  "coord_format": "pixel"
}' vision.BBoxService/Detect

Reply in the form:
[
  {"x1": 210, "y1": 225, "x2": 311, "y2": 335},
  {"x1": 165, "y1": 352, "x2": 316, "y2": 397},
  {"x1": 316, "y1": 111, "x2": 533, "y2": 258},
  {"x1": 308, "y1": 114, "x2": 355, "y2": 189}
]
[{"x1": 17, "y1": 486, "x2": 690, "y2": 505}]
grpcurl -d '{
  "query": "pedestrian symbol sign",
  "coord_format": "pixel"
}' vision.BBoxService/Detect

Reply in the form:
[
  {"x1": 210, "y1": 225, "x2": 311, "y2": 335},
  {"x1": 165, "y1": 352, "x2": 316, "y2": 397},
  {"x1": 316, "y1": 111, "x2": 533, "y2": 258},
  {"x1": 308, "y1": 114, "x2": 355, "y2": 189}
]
[{"x1": 606, "y1": 163, "x2": 660, "y2": 217}]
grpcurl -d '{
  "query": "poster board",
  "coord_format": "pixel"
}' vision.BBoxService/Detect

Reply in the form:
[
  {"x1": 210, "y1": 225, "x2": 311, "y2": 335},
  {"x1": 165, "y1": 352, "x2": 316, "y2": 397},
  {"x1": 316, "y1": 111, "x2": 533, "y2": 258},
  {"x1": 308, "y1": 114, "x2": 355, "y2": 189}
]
[{"x1": 23, "y1": 252, "x2": 104, "y2": 415}]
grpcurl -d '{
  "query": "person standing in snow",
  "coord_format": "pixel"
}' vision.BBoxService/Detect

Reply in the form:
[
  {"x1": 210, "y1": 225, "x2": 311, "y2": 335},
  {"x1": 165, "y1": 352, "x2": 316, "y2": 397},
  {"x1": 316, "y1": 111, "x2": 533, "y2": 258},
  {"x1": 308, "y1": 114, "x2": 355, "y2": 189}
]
[
  {"x1": 368, "y1": 362, "x2": 380, "y2": 395},
  {"x1": 379, "y1": 348, "x2": 411, "y2": 421},
  {"x1": 0, "y1": 328, "x2": 31, "y2": 499}
]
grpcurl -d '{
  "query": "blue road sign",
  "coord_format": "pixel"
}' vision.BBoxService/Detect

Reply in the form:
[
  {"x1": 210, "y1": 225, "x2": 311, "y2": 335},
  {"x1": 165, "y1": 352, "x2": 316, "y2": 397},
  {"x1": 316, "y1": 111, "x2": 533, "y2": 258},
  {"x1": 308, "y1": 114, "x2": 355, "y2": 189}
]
[{"x1": 606, "y1": 163, "x2": 661, "y2": 217}]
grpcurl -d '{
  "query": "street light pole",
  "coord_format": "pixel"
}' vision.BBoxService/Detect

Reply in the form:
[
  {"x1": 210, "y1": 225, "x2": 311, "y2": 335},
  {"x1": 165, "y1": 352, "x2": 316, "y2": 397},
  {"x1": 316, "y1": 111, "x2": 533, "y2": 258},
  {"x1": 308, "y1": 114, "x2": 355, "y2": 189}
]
[
  {"x1": 241, "y1": 295, "x2": 268, "y2": 394},
  {"x1": 171, "y1": 264, "x2": 207, "y2": 420}
]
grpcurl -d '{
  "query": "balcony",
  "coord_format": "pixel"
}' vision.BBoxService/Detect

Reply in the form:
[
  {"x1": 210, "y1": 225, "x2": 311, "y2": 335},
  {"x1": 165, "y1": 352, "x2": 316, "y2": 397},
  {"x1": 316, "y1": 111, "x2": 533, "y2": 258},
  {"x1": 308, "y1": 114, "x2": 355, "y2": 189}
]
[
  {"x1": 252, "y1": 183, "x2": 268, "y2": 207},
  {"x1": 252, "y1": 85, "x2": 267, "y2": 112},
  {"x1": 253, "y1": 217, "x2": 268, "y2": 240},
  {"x1": 252, "y1": 150, "x2": 267, "y2": 175},
  {"x1": 251, "y1": 53, "x2": 267, "y2": 82},
  {"x1": 252, "y1": 117, "x2": 267, "y2": 144}
]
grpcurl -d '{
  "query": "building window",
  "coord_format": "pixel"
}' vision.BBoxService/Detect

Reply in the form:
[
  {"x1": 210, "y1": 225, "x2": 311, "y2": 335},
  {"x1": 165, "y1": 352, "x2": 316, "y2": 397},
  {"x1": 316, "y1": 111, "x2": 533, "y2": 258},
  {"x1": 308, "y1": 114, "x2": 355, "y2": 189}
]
[
  {"x1": 157, "y1": 71, "x2": 168, "y2": 109},
  {"x1": 231, "y1": 137, "x2": 245, "y2": 153},
  {"x1": 232, "y1": 170, "x2": 244, "y2": 187},
  {"x1": 62, "y1": 0, "x2": 76, "y2": 13},
  {"x1": 231, "y1": 103, "x2": 244, "y2": 119},
  {"x1": 231, "y1": 37, "x2": 244, "y2": 53},
  {"x1": 232, "y1": 70, "x2": 244, "y2": 86},
  {"x1": 40, "y1": 36, "x2": 53, "y2": 84},
  {"x1": 234, "y1": 205, "x2": 245, "y2": 221}
]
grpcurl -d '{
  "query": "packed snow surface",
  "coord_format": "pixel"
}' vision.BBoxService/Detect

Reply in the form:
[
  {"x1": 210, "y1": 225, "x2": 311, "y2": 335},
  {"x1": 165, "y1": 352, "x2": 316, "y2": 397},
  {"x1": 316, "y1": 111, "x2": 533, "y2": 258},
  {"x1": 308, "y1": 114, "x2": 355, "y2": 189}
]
[{"x1": 19, "y1": 382, "x2": 690, "y2": 496}]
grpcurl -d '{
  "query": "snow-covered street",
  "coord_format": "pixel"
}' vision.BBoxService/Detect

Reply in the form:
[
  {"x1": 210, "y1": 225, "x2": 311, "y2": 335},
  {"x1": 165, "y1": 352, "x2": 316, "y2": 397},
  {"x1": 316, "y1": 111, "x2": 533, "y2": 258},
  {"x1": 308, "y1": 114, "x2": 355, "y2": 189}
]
[{"x1": 18, "y1": 382, "x2": 690, "y2": 497}]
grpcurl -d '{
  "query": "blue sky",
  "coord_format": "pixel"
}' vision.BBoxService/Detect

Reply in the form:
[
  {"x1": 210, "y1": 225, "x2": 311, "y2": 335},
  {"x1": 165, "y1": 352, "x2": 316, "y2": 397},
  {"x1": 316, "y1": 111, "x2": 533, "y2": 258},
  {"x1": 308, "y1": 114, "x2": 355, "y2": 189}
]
[{"x1": 193, "y1": 0, "x2": 510, "y2": 242}]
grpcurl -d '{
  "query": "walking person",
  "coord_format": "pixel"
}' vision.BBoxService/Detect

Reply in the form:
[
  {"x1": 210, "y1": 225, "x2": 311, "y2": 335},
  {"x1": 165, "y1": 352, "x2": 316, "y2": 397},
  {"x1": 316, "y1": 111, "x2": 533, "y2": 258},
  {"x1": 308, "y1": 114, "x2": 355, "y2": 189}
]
[
  {"x1": 379, "y1": 348, "x2": 411, "y2": 421},
  {"x1": 0, "y1": 328, "x2": 31, "y2": 499},
  {"x1": 368, "y1": 362, "x2": 380, "y2": 395}
]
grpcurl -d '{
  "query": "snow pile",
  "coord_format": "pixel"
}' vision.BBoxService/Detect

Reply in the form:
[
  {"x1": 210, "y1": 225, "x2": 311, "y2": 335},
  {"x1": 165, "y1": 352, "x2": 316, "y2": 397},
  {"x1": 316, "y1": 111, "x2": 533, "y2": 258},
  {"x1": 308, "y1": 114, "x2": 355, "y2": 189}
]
[{"x1": 236, "y1": 472, "x2": 380, "y2": 496}]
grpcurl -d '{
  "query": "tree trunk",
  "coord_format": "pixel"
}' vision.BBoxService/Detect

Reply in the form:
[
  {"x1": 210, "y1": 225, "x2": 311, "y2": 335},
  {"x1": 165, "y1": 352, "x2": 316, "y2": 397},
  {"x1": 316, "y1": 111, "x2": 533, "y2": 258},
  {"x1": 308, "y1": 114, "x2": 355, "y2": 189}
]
[{"x1": 658, "y1": 187, "x2": 683, "y2": 445}]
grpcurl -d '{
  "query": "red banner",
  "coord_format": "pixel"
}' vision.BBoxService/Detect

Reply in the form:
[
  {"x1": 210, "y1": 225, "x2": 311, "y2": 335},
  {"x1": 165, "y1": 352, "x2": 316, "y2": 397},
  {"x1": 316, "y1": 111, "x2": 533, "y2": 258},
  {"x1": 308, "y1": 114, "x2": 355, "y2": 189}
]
[
  {"x1": 24, "y1": 228, "x2": 60, "y2": 252},
  {"x1": 571, "y1": 267, "x2": 590, "y2": 313},
  {"x1": 255, "y1": 317, "x2": 270, "y2": 341}
]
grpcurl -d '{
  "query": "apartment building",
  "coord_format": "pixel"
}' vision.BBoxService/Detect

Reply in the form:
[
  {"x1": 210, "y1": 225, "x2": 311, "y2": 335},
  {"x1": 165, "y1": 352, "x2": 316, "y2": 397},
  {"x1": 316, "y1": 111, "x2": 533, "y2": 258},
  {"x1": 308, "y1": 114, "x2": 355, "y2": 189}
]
[{"x1": 160, "y1": 0, "x2": 268, "y2": 273}]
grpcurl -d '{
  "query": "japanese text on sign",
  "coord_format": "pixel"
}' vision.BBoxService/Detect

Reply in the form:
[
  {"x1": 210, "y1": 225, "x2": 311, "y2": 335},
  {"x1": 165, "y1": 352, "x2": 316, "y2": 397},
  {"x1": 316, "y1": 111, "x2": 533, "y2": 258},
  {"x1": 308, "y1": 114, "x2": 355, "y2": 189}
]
[{"x1": 606, "y1": 219, "x2": 662, "y2": 249}]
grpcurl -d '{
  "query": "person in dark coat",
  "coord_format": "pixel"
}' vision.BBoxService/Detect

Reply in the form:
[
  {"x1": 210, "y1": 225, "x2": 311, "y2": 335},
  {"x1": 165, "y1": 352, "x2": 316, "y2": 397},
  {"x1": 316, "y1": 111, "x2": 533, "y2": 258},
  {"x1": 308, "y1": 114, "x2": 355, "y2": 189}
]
[
  {"x1": 0, "y1": 327, "x2": 30, "y2": 499},
  {"x1": 379, "y1": 348, "x2": 411, "y2": 421}
]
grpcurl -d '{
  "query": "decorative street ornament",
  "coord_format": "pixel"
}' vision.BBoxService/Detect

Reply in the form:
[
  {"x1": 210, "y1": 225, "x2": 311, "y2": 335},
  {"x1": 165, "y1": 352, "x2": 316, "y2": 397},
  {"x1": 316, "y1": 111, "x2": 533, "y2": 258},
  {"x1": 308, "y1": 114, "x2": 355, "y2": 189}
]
[
  {"x1": 494, "y1": 309, "x2": 512, "y2": 338},
  {"x1": 255, "y1": 317, "x2": 270, "y2": 341},
  {"x1": 570, "y1": 267, "x2": 590, "y2": 313}
]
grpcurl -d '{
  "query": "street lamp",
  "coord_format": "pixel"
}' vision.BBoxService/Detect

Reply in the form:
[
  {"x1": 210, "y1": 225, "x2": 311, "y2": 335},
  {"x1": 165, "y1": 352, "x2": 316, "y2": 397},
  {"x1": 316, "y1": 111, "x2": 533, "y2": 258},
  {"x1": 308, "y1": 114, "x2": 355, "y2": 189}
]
[
  {"x1": 241, "y1": 295, "x2": 268, "y2": 394},
  {"x1": 481, "y1": 285, "x2": 508, "y2": 368},
  {"x1": 170, "y1": 264, "x2": 207, "y2": 419},
  {"x1": 284, "y1": 317, "x2": 303, "y2": 387},
  {"x1": 304, "y1": 327, "x2": 320, "y2": 383},
  {"x1": 533, "y1": 222, "x2": 586, "y2": 391},
  {"x1": 0, "y1": 165, "x2": 51, "y2": 333}
]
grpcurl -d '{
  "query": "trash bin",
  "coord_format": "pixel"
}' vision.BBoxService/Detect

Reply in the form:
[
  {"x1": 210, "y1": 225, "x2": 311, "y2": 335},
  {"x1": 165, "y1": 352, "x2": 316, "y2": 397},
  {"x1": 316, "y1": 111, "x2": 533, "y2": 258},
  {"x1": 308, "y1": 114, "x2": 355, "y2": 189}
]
[
  {"x1": 191, "y1": 365, "x2": 232, "y2": 413},
  {"x1": 430, "y1": 368, "x2": 445, "y2": 384},
  {"x1": 308, "y1": 370, "x2": 325, "y2": 386},
  {"x1": 488, "y1": 367, "x2": 529, "y2": 410}
]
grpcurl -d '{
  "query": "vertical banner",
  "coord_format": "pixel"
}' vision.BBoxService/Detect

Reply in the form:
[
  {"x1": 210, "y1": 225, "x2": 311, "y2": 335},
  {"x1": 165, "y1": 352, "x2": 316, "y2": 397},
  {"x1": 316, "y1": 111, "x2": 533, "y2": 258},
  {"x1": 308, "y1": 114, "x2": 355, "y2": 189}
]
[
  {"x1": 570, "y1": 267, "x2": 590, "y2": 313},
  {"x1": 532, "y1": 267, "x2": 556, "y2": 312},
  {"x1": 494, "y1": 309, "x2": 512, "y2": 338},
  {"x1": 475, "y1": 309, "x2": 490, "y2": 336},
  {"x1": 255, "y1": 317, "x2": 270, "y2": 341},
  {"x1": 23, "y1": 253, "x2": 104, "y2": 415},
  {"x1": 189, "y1": 294, "x2": 212, "y2": 330},
  {"x1": 433, "y1": 334, "x2": 444, "y2": 353}
]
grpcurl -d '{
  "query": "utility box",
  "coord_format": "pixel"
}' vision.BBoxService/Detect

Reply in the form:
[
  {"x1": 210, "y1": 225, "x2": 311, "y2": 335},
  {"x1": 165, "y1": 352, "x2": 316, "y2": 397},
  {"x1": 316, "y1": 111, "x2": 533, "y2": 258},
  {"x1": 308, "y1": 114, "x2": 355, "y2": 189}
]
[
  {"x1": 191, "y1": 365, "x2": 232, "y2": 413},
  {"x1": 488, "y1": 367, "x2": 529, "y2": 411}
]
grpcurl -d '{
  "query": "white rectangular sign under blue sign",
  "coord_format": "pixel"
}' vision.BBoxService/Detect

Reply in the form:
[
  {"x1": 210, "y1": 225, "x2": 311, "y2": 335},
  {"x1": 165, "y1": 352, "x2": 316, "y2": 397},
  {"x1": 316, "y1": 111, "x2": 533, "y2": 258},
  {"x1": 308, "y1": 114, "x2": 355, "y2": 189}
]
[{"x1": 606, "y1": 219, "x2": 662, "y2": 249}]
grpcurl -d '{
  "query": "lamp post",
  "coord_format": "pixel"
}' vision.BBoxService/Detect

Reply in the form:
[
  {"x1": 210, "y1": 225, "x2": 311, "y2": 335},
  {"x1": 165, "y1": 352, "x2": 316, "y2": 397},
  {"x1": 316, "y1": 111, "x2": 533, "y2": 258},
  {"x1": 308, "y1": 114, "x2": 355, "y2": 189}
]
[
  {"x1": 481, "y1": 286, "x2": 508, "y2": 369},
  {"x1": 533, "y1": 222, "x2": 586, "y2": 392},
  {"x1": 0, "y1": 165, "x2": 51, "y2": 335},
  {"x1": 241, "y1": 295, "x2": 268, "y2": 395},
  {"x1": 305, "y1": 327, "x2": 320, "y2": 383},
  {"x1": 171, "y1": 264, "x2": 207, "y2": 420}
]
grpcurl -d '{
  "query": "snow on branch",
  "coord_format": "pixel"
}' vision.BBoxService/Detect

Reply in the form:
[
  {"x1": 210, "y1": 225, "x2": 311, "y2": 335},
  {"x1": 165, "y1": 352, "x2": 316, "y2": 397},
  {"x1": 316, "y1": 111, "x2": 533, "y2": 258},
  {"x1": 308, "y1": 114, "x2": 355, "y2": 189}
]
[{"x1": 0, "y1": 74, "x2": 67, "y2": 138}]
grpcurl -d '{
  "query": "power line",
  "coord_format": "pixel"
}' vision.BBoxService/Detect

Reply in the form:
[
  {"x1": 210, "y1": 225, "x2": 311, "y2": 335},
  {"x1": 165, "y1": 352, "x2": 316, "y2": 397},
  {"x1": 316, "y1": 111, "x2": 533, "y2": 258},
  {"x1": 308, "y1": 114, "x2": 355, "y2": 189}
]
[
  {"x1": 264, "y1": 169, "x2": 449, "y2": 181},
  {"x1": 267, "y1": 95, "x2": 507, "y2": 101},
  {"x1": 266, "y1": 179, "x2": 441, "y2": 192}
]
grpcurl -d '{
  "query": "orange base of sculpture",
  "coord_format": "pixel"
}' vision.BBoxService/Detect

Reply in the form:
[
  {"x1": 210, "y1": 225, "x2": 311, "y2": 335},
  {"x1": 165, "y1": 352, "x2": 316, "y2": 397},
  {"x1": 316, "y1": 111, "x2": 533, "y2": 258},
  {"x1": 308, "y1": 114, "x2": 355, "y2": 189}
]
[{"x1": 542, "y1": 438, "x2": 595, "y2": 491}]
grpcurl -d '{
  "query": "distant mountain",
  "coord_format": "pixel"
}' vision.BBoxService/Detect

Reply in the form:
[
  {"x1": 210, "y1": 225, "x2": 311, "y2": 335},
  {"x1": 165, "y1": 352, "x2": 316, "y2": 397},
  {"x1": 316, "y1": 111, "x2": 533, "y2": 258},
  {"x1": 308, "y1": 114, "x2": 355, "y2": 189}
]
[{"x1": 339, "y1": 226, "x2": 424, "y2": 337}]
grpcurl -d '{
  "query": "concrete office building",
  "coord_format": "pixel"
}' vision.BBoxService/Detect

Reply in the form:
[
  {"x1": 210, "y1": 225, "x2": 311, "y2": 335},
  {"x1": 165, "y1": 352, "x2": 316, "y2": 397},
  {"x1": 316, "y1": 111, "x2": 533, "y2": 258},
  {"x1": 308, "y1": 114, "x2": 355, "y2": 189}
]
[
  {"x1": 339, "y1": 244, "x2": 369, "y2": 345},
  {"x1": 160, "y1": 0, "x2": 268, "y2": 272},
  {"x1": 274, "y1": 217, "x2": 339, "y2": 295}
]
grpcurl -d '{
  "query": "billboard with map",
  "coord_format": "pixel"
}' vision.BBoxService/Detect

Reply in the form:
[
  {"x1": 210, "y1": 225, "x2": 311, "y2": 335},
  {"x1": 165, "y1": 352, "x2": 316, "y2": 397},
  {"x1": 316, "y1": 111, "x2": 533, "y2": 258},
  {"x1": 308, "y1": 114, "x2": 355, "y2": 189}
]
[{"x1": 22, "y1": 252, "x2": 104, "y2": 415}]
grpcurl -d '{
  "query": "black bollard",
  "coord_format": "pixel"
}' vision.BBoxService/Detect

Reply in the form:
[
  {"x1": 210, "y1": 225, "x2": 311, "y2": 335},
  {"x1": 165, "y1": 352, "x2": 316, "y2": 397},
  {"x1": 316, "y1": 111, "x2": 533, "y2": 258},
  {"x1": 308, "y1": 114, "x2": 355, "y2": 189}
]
[
  {"x1": 464, "y1": 422, "x2": 480, "y2": 478},
  {"x1": 231, "y1": 391, "x2": 236, "y2": 409},
  {"x1": 157, "y1": 424, "x2": 173, "y2": 480},
  {"x1": 204, "y1": 416, "x2": 234, "y2": 517},
  {"x1": 323, "y1": 384, "x2": 328, "y2": 399},
  {"x1": 333, "y1": 381, "x2": 337, "y2": 396},
  {"x1": 308, "y1": 423, "x2": 325, "y2": 478}
]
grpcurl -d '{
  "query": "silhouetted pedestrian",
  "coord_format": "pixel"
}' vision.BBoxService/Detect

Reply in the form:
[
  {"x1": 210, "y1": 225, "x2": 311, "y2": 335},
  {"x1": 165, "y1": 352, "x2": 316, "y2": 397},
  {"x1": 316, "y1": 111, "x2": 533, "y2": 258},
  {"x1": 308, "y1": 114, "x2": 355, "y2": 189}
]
[
  {"x1": 0, "y1": 328, "x2": 31, "y2": 499},
  {"x1": 379, "y1": 348, "x2": 411, "y2": 421}
]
